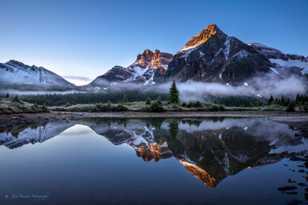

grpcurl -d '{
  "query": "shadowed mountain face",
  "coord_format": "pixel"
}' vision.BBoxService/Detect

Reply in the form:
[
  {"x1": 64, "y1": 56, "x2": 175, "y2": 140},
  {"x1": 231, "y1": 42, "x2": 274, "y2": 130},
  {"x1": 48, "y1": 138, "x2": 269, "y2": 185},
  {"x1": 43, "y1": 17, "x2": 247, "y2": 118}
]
[
  {"x1": 1, "y1": 117, "x2": 306, "y2": 188},
  {"x1": 89, "y1": 24, "x2": 275, "y2": 87},
  {"x1": 164, "y1": 24, "x2": 272, "y2": 84},
  {"x1": 88, "y1": 24, "x2": 308, "y2": 88}
]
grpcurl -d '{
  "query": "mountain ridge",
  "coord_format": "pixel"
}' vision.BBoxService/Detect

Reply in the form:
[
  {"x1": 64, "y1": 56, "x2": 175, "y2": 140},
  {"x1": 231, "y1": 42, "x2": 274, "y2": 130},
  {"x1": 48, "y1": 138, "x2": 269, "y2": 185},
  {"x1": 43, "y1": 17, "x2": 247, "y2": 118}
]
[
  {"x1": 181, "y1": 24, "x2": 222, "y2": 51},
  {"x1": 90, "y1": 24, "x2": 307, "y2": 88},
  {"x1": 89, "y1": 49, "x2": 173, "y2": 87},
  {"x1": 164, "y1": 24, "x2": 272, "y2": 84},
  {"x1": 1, "y1": 24, "x2": 307, "y2": 91},
  {"x1": 0, "y1": 60, "x2": 76, "y2": 91}
]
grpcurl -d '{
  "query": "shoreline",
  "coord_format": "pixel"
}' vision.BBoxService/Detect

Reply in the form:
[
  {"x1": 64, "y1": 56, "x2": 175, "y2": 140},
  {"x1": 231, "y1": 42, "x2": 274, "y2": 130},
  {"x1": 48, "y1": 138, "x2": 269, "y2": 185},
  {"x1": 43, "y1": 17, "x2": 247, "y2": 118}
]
[
  {"x1": 2, "y1": 111, "x2": 308, "y2": 136},
  {"x1": 1, "y1": 111, "x2": 308, "y2": 121}
]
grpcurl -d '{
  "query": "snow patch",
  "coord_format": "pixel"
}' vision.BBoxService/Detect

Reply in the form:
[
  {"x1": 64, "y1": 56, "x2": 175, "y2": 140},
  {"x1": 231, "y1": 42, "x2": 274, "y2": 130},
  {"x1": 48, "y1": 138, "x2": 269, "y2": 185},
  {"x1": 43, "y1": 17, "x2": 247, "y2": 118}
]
[
  {"x1": 144, "y1": 71, "x2": 155, "y2": 85},
  {"x1": 223, "y1": 37, "x2": 231, "y2": 60},
  {"x1": 125, "y1": 65, "x2": 149, "y2": 81},
  {"x1": 270, "y1": 67, "x2": 280, "y2": 75},
  {"x1": 270, "y1": 58, "x2": 308, "y2": 74},
  {"x1": 0, "y1": 61, "x2": 74, "y2": 89},
  {"x1": 232, "y1": 50, "x2": 249, "y2": 60}
]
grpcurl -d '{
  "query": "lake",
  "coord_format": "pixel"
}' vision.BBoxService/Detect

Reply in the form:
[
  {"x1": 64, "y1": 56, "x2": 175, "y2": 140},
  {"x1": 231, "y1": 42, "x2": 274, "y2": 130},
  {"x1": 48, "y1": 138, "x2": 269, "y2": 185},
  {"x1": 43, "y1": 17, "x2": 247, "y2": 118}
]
[{"x1": 0, "y1": 117, "x2": 307, "y2": 205}]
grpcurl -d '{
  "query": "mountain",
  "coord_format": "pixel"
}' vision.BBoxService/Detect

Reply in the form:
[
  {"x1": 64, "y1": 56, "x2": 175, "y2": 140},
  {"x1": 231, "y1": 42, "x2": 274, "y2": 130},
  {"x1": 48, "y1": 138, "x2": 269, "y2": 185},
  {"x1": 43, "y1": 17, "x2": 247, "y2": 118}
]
[
  {"x1": 251, "y1": 43, "x2": 308, "y2": 75},
  {"x1": 89, "y1": 25, "x2": 308, "y2": 88},
  {"x1": 0, "y1": 60, "x2": 76, "y2": 91},
  {"x1": 164, "y1": 24, "x2": 273, "y2": 84},
  {"x1": 92, "y1": 24, "x2": 307, "y2": 87},
  {"x1": 90, "y1": 49, "x2": 173, "y2": 87},
  {"x1": 2, "y1": 24, "x2": 307, "y2": 91}
]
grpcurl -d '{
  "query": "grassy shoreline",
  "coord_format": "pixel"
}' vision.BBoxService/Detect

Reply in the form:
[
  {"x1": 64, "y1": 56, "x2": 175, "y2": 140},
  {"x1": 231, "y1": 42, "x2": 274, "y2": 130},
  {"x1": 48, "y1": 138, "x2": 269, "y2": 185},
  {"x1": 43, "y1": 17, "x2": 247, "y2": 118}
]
[
  {"x1": 1, "y1": 98, "x2": 307, "y2": 116},
  {"x1": 2, "y1": 110, "x2": 308, "y2": 119},
  {"x1": 49, "y1": 101, "x2": 289, "y2": 113}
]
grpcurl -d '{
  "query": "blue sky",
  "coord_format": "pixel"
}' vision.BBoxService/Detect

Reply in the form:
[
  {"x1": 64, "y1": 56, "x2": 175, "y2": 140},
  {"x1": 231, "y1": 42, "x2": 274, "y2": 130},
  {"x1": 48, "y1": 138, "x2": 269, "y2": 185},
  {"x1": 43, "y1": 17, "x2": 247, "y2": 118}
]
[{"x1": 0, "y1": 0, "x2": 307, "y2": 85}]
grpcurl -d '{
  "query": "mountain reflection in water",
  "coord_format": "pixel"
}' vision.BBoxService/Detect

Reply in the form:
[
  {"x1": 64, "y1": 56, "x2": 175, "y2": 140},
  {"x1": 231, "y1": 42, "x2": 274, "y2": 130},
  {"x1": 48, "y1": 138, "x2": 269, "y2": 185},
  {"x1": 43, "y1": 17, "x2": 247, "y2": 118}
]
[{"x1": 0, "y1": 117, "x2": 307, "y2": 205}]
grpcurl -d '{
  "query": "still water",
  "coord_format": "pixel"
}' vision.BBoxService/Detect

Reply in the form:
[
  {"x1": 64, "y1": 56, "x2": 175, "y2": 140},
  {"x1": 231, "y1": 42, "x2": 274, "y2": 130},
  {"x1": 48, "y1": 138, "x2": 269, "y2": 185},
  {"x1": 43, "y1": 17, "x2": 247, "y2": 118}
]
[{"x1": 0, "y1": 117, "x2": 307, "y2": 205}]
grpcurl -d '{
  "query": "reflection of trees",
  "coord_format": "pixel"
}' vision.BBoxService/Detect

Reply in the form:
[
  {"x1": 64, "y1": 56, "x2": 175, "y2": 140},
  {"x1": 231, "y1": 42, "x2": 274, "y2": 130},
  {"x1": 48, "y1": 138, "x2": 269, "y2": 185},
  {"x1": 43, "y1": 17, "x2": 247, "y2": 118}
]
[
  {"x1": 87, "y1": 118, "x2": 128, "y2": 128},
  {"x1": 150, "y1": 118, "x2": 164, "y2": 131},
  {"x1": 139, "y1": 118, "x2": 165, "y2": 131},
  {"x1": 169, "y1": 119, "x2": 179, "y2": 139},
  {"x1": 182, "y1": 119, "x2": 202, "y2": 127},
  {"x1": 167, "y1": 119, "x2": 185, "y2": 155},
  {"x1": 211, "y1": 117, "x2": 225, "y2": 122}
]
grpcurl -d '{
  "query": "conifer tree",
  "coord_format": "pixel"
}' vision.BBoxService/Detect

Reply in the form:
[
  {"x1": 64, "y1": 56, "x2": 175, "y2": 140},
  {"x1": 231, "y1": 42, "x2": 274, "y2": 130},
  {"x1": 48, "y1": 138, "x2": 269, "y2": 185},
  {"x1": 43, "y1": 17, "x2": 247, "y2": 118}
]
[
  {"x1": 268, "y1": 95, "x2": 274, "y2": 105},
  {"x1": 169, "y1": 81, "x2": 179, "y2": 104},
  {"x1": 145, "y1": 97, "x2": 151, "y2": 105}
]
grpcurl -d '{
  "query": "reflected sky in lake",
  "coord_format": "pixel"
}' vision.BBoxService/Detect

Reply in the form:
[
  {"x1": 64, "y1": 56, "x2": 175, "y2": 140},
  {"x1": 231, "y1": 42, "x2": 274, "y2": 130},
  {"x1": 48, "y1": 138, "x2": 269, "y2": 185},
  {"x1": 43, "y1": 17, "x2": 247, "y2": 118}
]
[{"x1": 0, "y1": 117, "x2": 307, "y2": 205}]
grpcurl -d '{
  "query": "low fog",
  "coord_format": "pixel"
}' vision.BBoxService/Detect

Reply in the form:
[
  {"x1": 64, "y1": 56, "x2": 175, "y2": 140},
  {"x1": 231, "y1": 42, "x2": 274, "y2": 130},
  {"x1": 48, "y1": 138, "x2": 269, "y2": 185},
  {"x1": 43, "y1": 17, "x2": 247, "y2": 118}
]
[
  {"x1": 152, "y1": 74, "x2": 307, "y2": 101},
  {"x1": 2, "y1": 73, "x2": 307, "y2": 102}
]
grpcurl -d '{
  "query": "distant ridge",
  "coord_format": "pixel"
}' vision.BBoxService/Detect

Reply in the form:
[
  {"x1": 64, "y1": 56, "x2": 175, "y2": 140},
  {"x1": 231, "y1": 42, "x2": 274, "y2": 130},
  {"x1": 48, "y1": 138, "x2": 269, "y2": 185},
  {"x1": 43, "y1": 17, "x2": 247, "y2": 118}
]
[{"x1": 0, "y1": 60, "x2": 76, "y2": 91}]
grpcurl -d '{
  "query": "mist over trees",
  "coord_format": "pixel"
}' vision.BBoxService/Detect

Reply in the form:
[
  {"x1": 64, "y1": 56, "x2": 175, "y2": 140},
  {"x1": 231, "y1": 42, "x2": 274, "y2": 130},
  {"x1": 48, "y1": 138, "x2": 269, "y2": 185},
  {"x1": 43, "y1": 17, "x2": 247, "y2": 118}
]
[{"x1": 3, "y1": 76, "x2": 306, "y2": 112}]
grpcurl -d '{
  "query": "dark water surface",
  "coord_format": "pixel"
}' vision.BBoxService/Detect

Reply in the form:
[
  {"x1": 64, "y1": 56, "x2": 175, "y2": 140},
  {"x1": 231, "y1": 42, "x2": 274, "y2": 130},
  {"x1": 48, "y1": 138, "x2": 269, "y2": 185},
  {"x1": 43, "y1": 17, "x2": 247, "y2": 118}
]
[{"x1": 0, "y1": 117, "x2": 307, "y2": 205}]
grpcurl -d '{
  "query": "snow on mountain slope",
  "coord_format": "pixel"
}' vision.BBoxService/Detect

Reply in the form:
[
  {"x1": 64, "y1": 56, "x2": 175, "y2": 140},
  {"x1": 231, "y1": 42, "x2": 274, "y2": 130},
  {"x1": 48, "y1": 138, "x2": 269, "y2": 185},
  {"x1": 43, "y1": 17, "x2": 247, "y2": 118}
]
[
  {"x1": 84, "y1": 26, "x2": 308, "y2": 89},
  {"x1": 269, "y1": 58, "x2": 308, "y2": 74},
  {"x1": 251, "y1": 43, "x2": 308, "y2": 74},
  {"x1": 165, "y1": 24, "x2": 271, "y2": 84},
  {"x1": 126, "y1": 65, "x2": 150, "y2": 81},
  {"x1": 90, "y1": 49, "x2": 173, "y2": 87},
  {"x1": 0, "y1": 60, "x2": 76, "y2": 90}
]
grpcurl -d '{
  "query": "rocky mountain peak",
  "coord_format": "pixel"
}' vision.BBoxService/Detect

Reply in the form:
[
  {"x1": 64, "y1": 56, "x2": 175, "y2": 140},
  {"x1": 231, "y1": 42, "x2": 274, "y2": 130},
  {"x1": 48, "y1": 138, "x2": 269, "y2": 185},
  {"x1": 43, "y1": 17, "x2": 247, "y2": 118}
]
[
  {"x1": 133, "y1": 49, "x2": 173, "y2": 75},
  {"x1": 181, "y1": 24, "x2": 226, "y2": 51},
  {"x1": 90, "y1": 24, "x2": 307, "y2": 88},
  {"x1": 91, "y1": 49, "x2": 173, "y2": 86},
  {"x1": 5, "y1": 60, "x2": 49, "y2": 72},
  {"x1": 165, "y1": 24, "x2": 272, "y2": 84},
  {"x1": 135, "y1": 49, "x2": 162, "y2": 68},
  {"x1": 7, "y1": 60, "x2": 28, "y2": 68}
]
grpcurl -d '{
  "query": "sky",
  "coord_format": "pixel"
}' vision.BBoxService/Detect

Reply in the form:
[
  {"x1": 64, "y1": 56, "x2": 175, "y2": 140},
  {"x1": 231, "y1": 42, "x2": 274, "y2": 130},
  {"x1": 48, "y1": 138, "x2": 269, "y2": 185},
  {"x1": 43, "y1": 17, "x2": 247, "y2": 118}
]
[{"x1": 0, "y1": 0, "x2": 308, "y2": 85}]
